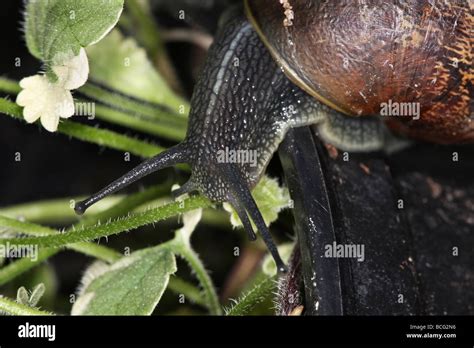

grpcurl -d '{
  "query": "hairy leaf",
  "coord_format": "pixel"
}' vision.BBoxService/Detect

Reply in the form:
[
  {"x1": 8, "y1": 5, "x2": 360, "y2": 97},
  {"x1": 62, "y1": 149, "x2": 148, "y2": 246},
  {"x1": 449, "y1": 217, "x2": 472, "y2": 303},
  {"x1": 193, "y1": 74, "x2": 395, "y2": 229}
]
[
  {"x1": 25, "y1": 0, "x2": 124, "y2": 65},
  {"x1": 71, "y1": 247, "x2": 176, "y2": 315}
]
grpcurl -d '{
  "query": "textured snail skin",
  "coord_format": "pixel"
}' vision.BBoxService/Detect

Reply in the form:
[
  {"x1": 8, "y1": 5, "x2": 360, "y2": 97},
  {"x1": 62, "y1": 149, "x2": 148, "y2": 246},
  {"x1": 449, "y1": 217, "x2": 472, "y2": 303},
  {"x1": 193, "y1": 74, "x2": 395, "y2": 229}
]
[
  {"x1": 246, "y1": 0, "x2": 473, "y2": 143},
  {"x1": 75, "y1": 12, "x2": 329, "y2": 271},
  {"x1": 76, "y1": 1, "x2": 471, "y2": 270}
]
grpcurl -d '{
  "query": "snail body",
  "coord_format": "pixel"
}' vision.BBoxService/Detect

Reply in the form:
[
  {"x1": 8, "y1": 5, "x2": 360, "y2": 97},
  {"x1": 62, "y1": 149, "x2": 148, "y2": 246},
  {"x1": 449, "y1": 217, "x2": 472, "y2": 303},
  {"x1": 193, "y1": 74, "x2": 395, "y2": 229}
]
[{"x1": 76, "y1": 1, "x2": 473, "y2": 271}]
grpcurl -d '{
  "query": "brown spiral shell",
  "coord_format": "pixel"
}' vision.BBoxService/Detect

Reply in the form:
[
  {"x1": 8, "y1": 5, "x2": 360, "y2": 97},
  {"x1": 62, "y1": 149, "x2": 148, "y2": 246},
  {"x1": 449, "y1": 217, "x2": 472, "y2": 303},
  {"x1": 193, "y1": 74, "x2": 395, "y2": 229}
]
[{"x1": 245, "y1": 0, "x2": 473, "y2": 144}]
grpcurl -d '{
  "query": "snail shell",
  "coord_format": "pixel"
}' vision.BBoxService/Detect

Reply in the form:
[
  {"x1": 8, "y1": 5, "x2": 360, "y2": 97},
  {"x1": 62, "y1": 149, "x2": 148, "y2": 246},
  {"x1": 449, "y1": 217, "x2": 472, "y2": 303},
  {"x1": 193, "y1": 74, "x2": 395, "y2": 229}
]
[{"x1": 246, "y1": 0, "x2": 473, "y2": 143}]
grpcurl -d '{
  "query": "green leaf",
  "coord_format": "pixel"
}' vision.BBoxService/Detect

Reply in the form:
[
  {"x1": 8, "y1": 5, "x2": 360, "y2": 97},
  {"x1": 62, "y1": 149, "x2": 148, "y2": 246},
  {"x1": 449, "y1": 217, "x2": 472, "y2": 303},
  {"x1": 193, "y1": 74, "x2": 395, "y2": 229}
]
[
  {"x1": 15, "y1": 283, "x2": 46, "y2": 307},
  {"x1": 71, "y1": 246, "x2": 177, "y2": 315},
  {"x1": 16, "y1": 265, "x2": 58, "y2": 309},
  {"x1": 29, "y1": 283, "x2": 46, "y2": 307},
  {"x1": 86, "y1": 30, "x2": 189, "y2": 114},
  {"x1": 16, "y1": 287, "x2": 29, "y2": 305},
  {"x1": 25, "y1": 0, "x2": 124, "y2": 64},
  {"x1": 224, "y1": 176, "x2": 291, "y2": 228}
]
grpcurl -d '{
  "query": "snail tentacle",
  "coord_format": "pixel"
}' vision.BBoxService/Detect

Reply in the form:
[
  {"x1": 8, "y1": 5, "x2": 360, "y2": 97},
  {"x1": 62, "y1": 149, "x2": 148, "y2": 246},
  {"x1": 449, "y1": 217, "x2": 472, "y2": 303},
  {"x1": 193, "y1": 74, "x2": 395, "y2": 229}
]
[
  {"x1": 223, "y1": 164, "x2": 287, "y2": 273},
  {"x1": 227, "y1": 193, "x2": 257, "y2": 241},
  {"x1": 75, "y1": 143, "x2": 189, "y2": 215}
]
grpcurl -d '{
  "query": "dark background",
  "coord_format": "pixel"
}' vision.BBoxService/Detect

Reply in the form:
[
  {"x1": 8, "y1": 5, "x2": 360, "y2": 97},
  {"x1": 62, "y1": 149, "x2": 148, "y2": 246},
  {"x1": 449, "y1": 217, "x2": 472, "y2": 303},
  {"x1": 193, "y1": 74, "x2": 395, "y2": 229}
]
[{"x1": 0, "y1": 0, "x2": 473, "y2": 315}]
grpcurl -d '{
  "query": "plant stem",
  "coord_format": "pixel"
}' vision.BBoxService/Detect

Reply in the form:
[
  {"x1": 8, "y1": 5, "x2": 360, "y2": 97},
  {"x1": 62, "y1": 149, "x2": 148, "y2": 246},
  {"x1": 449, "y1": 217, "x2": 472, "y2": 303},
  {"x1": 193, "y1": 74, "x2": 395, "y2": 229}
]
[
  {"x1": 0, "y1": 196, "x2": 212, "y2": 248},
  {"x1": 0, "y1": 77, "x2": 189, "y2": 139},
  {"x1": 0, "y1": 77, "x2": 21, "y2": 94},
  {"x1": 0, "y1": 183, "x2": 174, "y2": 285},
  {"x1": 71, "y1": 242, "x2": 121, "y2": 262},
  {"x1": 125, "y1": 0, "x2": 184, "y2": 95},
  {"x1": 0, "y1": 97, "x2": 164, "y2": 158},
  {"x1": 78, "y1": 182, "x2": 173, "y2": 226},
  {"x1": 93, "y1": 103, "x2": 186, "y2": 141},
  {"x1": 0, "y1": 75, "x2": 188, "y2": 121},
  {"x1": 0, "y1": 248, "x2": 57, "y2": 287},
  {"x1": 58, "y1": 120, "x2": 163, "y2": 158},
  {"x1": 79, "y1": 83, "x2": 188, "y2": 121},
  {"x1": 167, "y1": 240, "x2": 222, "y2": 315},
  {"x1": 0, "y1": 196, "x2": 124, "y2": 224},
  {"x1": 163, "y1": 209, "x2": 222, "y2": 316},
  {"x1": 167, "y1": 277, "x2": 207, "y2": 307},
  {"x1": 224, "y1": 276, "x2": 276, "y2": 316},
  {"x1": 0, "y1": 183, "x2": 173, "y2": 226},
  {"x1": 0, "y1": 295, "x2": 54, "y2": 315},
  {"x1": 0, "y1": 215, "x2": 121, "y2": 263}
]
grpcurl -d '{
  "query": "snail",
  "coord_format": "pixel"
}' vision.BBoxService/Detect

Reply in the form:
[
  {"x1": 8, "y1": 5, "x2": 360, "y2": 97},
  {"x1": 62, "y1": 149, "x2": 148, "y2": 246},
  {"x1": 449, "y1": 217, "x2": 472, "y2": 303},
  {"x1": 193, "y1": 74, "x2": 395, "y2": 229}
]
[{"x1": 75, "y1": 0, "x2": 473, "y2": 272}]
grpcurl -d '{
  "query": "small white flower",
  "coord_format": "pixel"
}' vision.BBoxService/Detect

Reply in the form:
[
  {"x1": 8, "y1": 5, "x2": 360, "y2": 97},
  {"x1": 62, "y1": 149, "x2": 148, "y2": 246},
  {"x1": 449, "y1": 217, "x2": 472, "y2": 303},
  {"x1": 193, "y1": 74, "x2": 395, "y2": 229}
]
[
  {"x1": 16, "y1": 75, "x2": 75, "y2": 132},
  {"x1": 16, "y1": 48, "x2": 90, "y2": 132}
]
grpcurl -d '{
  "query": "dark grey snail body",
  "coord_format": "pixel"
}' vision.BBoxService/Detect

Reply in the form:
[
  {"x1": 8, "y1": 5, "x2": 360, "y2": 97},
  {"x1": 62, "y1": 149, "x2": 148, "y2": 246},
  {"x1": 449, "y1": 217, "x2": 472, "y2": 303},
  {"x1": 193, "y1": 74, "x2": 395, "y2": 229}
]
[
  {"x1": 75, "y1": 0, "x2": 472, "y2": 272},
  {"x1": 75, "y1": 12, "x2": 316, "y2": 271},
  {"x1": 74, "y1": 8, "x2": 386, "y2": 272}
]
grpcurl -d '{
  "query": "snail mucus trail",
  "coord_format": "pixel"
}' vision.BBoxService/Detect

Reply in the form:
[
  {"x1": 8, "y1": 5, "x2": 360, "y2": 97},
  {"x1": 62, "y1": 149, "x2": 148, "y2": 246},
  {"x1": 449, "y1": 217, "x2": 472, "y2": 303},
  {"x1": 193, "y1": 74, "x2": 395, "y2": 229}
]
[{"x1": 75, "y1": 1, "x2": 473, "y2": 273}]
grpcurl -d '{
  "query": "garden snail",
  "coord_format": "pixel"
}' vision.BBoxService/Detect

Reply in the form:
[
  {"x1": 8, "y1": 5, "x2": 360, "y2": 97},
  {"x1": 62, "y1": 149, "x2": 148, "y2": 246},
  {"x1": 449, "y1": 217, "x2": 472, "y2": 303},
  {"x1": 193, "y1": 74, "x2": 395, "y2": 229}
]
[{"x1": 75, "y1": 0, "x2": 473, "y2": 273}]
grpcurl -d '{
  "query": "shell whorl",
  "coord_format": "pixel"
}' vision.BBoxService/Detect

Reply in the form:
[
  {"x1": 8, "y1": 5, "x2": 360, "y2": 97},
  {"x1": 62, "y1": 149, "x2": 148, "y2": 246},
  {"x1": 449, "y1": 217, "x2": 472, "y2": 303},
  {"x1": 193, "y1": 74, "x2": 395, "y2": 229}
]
[{"x1": 246, "y1": 0, "x2": 473, "y2": 143}]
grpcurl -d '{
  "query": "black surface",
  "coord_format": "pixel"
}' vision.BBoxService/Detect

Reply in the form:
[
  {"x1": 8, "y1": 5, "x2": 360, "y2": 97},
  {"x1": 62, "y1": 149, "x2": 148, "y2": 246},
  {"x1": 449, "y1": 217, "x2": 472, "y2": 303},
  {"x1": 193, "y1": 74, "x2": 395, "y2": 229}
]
[
  {"x1": 391, "y1": 146, "x2": 474, "y2": 315},
  {"x1": 316, "y1": 131, "x2": 420, "y2": 315},
  {"x1": 280, "y1": 126, "x2": 473, "y2": 315}
]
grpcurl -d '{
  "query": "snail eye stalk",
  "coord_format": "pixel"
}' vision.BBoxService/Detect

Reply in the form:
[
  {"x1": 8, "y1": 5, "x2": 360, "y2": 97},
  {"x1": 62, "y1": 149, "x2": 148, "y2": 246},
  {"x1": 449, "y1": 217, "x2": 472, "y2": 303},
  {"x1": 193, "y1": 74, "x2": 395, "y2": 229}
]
[{"x1": 74, "y1": 144, "x2": 188, "y2": 215}]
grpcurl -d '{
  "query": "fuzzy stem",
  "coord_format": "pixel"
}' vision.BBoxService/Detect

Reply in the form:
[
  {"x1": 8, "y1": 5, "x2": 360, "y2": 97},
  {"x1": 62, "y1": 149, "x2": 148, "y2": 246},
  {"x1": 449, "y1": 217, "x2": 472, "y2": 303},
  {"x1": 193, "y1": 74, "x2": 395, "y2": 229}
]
[
  {"x1": 0, "y1": 183, "x2": 173, "y2": 285},
  {"x1": 0, "y1": 76, "x2": 188, "y2": 121},
  {"x1": 58, "y1": 120, "x2": 163, "y2": 158},
  {"x1": 0, "y1": 295, "x2": 54, "y2": 315},
  {"x1": 0, "y1": 248, "x2": 58, "y2": 287},
  {"x1": 78, "y1": 182, "x2": 173, "y2": 225},
  {"x1": 0, "y1": 196, "x2": 212, "y2": 248},
  {"x1": 0, "y1": 183, "x2": 180, "y2": 226},
  {"x1": 0, "y1": 97, "x2": 164, "y2": 158},
  {"x1": 0, "y1": 196, "x2": 124, "y2": 224},
  {"x1": 93, "y1": 103, "x2": 186, "y2": 141},
  {"x1": 79, "y1": 83, "x2": 188, "y2": 121},
  {"x1": 167, "y1": 277, "x2": 207, "y2": 307},
  {"x1": 166, "y1": 239, "x2": 222, "y2": 315},
  {"x1": 0, "y1": 215, "x2": 121, "y2": 263},
  {"x1": 224, "y1": 276, "x2": 276, "y2": 316}
]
